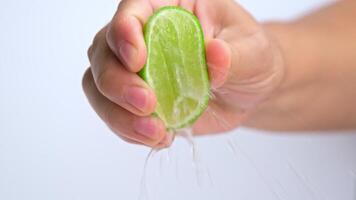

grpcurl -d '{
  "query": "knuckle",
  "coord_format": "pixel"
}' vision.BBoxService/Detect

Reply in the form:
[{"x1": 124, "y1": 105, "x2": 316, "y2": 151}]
[
  {"x1": 93, "y1": 28, "x2": 106, "y2": 46},
  {"x1": 87, "y1": 45, "x2": 93, "y2": 60},
  {"x1": 88, "y1": 27, "x2": 108, "y2": 61},
  {"x1": 104, "y1": 104, "x2": 117, "y2": 130},
  {"x1": 96, "y1": 69, "x2": 114, "y2": 97},
  {"x1": 82, "y1": 68, "x2": 93, "y2": 92},
  {"x1": 117, "y1": 0, "x2": 126, "y2": 9}
]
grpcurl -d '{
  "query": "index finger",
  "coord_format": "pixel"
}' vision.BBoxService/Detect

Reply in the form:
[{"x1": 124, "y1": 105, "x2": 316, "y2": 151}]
[
  {"x1": 106, "y1": 0, "x2": 153, "y2": 72},
  {"x1": 106, "y1": 0, "x2": 193, "y2": 73}
]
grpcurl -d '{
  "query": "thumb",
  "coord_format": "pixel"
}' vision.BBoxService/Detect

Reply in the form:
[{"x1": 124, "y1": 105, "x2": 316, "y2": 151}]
[{"x1": 206, "y1": 39, "x2": 232, "y2": 89}]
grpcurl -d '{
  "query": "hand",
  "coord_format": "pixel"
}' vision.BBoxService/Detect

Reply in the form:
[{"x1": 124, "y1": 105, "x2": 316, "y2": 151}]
[{"x1": 82, "y1": 0, "x2": 285, "y2": 148}]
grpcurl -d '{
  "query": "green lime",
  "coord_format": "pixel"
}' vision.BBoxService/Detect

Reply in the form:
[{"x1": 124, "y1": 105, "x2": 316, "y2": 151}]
[{"x1": 140, "y1": 6, "x2": 210, "y2": 130}]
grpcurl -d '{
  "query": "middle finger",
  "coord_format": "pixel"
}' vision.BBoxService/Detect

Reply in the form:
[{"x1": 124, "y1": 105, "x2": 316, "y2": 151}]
[{"x1": 89, "y1": 28, "x2": 156, "y2": 117}]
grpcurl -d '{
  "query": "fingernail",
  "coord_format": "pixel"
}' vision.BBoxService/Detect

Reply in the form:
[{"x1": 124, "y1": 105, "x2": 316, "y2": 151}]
[
  {"x1": 125, "y1": 86, "x2": 149, "y2": 112},
  {"x1": 119, "y1": 41, "x2": 137, "y2": 69},
  {"x1": 134, "y1": 118, "x2": 158, "y2": 139}
]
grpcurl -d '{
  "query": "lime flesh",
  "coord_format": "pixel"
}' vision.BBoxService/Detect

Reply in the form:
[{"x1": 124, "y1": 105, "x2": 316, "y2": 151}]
[{"x1": 140, "y1": 6, "x2": 210, "y2": 130}]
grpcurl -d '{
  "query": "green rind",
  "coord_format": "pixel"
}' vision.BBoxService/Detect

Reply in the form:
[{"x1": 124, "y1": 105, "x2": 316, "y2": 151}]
[{"x1": 139, "y1": 6, "x2": 210, "y2": 130}]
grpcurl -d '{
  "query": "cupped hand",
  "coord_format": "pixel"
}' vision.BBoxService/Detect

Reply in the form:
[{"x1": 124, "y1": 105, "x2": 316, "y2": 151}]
[{"x1": 82, "y1": 0, "x2": 285, "y2": 148}]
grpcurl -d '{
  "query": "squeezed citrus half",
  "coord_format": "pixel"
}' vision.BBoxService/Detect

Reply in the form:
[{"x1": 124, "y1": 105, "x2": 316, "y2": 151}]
[{"x1": 140, "y1": 6, "x2": 210, "y2": 129}]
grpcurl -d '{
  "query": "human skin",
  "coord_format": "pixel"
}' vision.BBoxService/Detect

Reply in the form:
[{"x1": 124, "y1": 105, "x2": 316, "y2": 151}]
[
  {"x1": 82, "y1": 0, "x2": 356, "y2": 148},
  {"x1": 247, "y1": 0, "x2": 356, "y2": 131}
]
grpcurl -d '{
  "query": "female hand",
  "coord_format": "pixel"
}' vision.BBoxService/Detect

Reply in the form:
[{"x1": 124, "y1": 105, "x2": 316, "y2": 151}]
[{"x1": 82, "y1": 0, "x2": 285, "y2": 148}]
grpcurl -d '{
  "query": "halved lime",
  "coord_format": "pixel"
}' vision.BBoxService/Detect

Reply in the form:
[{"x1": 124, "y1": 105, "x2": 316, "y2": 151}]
[{"x1": 140, "y1": 6, "x2": 210, "y2": 130}]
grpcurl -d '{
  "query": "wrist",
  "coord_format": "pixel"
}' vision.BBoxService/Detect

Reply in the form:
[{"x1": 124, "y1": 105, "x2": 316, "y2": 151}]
[
  {"x1": 263, "y1": 21, "x2": 322, "y2": 92},
  {"x1": 244, "y1": 21, "x2": 323, "y2": 130}
]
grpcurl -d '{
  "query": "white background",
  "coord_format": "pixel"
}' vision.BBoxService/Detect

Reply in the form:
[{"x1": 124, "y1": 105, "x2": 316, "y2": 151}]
[{"x1": 0, "y1": 0, "x2": 355, "y2": 200}]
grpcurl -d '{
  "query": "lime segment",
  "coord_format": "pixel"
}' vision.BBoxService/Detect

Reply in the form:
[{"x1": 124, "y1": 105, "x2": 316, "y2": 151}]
[{"x1": 140, "y1": 6, "x2": 210, "y2": 130}]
